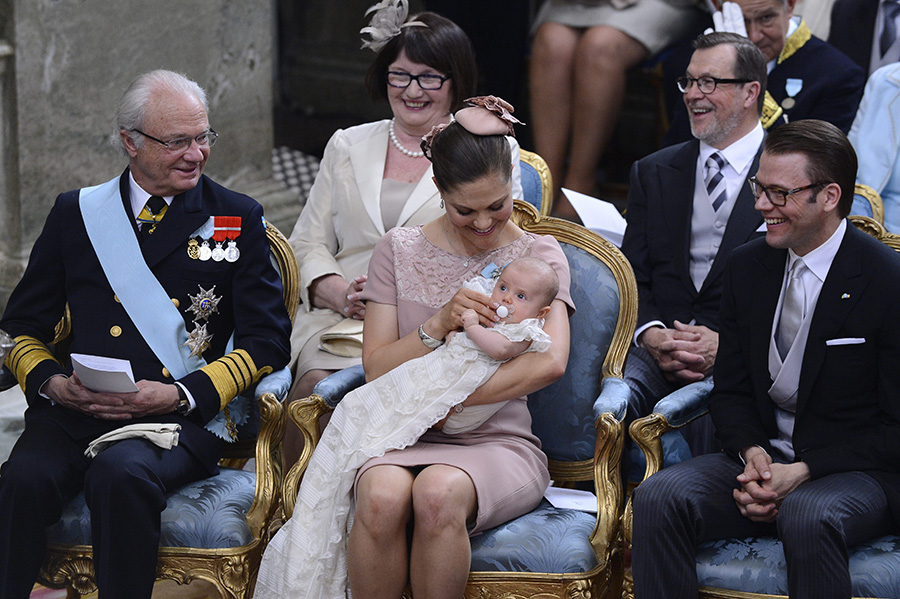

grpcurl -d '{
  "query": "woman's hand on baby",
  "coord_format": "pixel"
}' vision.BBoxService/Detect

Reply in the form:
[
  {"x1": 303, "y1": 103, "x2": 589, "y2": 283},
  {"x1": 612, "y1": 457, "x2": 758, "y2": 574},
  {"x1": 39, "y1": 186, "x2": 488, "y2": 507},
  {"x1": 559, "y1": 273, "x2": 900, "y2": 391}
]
[{"x1": 435, "y1": 288, "x2": 500, "y2": 335}]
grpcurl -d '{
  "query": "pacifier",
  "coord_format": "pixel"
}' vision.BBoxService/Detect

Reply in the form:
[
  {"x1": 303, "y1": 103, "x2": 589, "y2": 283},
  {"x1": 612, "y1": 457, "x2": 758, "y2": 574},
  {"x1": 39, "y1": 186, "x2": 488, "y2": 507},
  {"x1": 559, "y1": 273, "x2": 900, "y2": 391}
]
[{"x1": 496, "y1": 305, "x2": 514, "y2": 319}]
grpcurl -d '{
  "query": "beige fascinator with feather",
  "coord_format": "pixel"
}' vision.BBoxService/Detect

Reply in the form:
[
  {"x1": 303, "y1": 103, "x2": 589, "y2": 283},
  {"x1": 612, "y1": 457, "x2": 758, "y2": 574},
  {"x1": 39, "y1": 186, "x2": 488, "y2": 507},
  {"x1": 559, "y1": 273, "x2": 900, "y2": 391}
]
[{"x1": 360, "y1": 0, "x2": 427, "y2": 53}]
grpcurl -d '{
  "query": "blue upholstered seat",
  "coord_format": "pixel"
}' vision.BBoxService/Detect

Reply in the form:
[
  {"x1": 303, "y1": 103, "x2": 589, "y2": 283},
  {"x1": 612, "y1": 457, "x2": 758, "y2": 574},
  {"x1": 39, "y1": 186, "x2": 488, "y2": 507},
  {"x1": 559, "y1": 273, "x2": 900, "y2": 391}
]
[
  {"x1": 520, "y1": 158, "x2": 543, "y2": 213},
  {"x1": 470, "y1": 499, "x2": 598, "y2": 573},
  {"x1": 519, "y1": 150, "x2": 553, "y2": 216},
  {"x1": 696, "y1": 535, "x2": 900, "y2": 598}
]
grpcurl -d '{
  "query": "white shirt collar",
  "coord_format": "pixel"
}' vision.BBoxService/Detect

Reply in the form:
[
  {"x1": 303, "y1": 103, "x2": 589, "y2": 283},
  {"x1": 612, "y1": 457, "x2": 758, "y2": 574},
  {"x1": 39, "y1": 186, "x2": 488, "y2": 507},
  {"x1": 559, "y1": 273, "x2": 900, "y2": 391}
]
[
  {"x1": 128, "y1": 171, "x2": 173, "y2": 219},
  {"x1": 699, "y1": 121, "x2": 764, "y2": 175},
  {"x1": 787, "y1": 218, "x2": 846, "y2": 283},
  {"x1": 767, "y1": 16, "x2": 800, "y2": 74}
]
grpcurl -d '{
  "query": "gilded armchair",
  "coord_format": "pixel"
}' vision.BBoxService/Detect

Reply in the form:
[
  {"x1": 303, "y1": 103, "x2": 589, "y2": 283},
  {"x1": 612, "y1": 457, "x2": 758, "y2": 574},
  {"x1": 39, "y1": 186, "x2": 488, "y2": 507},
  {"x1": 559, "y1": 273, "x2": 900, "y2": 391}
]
[
  {"x1": 284, "y1": 200, "x2": 637, "y2": 599},
  {"x1": 520, "y1": 149, "x2": 554, "y2": 217},
  {"x1": 33, "y1": 221, "x2": 298, "y2": 599},
  {"x1": 621, "y1": 216, "x2": 900, "y2": 599}
]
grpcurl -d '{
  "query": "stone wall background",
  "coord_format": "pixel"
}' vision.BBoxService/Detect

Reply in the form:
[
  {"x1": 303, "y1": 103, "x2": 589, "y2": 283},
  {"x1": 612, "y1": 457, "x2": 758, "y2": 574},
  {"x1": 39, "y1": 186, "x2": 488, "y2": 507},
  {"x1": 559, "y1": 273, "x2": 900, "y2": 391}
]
[{"x1": 0, "y1": 0, "x2": 295, "y2": 311}]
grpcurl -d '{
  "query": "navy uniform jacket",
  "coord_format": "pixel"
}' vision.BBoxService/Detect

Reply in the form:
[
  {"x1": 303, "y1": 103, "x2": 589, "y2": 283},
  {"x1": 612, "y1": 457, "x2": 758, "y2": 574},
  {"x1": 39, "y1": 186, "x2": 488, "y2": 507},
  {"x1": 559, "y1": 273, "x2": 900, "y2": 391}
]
[
  {"x1": 621, "y1": 138, "x2": 764, "y2": 332},
  {"x1": 664, "y1": 22, "x2": 865, "y2": 146},
  {"x1": 1, "y1": 170, "x2": 291, "y2": 466},
  {"x1": 711, "y1": 225, "x2": 900, "y2": 525}
]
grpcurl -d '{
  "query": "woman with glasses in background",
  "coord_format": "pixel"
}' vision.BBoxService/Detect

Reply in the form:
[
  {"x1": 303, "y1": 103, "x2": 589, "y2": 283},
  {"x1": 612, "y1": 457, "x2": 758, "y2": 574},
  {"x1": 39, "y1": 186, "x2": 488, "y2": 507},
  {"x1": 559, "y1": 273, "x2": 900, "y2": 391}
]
[{"x1": 284, "y1": 0, "x2": 523, "y2": 466}]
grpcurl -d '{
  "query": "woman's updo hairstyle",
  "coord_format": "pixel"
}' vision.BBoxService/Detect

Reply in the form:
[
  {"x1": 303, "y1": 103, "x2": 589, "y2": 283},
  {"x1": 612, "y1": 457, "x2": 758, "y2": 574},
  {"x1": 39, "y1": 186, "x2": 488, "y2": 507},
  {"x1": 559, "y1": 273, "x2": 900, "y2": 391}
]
[
  {"x1": 363, "y1": 7, "x2": 477, "y2": 112},
  {"x1": 423, "y1": 96, "x2": 523, "y2": 193}
]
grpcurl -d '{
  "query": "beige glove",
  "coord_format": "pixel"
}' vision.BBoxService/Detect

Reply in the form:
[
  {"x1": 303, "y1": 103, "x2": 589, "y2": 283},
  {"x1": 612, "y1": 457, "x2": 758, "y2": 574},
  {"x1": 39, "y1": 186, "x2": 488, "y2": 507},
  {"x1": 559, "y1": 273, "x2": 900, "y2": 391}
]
[{"x1": 85, "y1": 423, "x2": 181, "y2": 458}]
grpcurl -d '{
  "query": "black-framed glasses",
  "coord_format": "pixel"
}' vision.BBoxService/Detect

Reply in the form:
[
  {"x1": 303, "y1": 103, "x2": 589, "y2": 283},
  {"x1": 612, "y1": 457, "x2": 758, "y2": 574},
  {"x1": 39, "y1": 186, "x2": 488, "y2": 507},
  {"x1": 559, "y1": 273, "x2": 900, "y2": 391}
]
[
  {"x1": 748, "y1": 176, "x2": 829, "y2": 206},
  {"x1": 132, "y1": 128, "x2": 218, "y2": 152},
  {"x1": 387, "y1": 71, "x2": 450, "y2": 90},
  {"x1": 677, "y1": 76, "x2": 752, "y2": 94}
]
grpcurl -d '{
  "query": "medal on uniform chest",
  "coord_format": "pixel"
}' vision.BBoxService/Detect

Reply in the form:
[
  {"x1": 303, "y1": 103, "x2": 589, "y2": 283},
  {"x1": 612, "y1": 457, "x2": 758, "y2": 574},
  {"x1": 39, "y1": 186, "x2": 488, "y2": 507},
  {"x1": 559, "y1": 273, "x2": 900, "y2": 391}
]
[
  {"x1": 184, "y1": 321, "x2": 213, "y2": 358},
  {"x1": 185, "y1": 285, "x2": 221, "y2": 321},
  {"x1": 224, "y1": 240, "x2": 240, "y2": 262},
  {"x1": 187, "y1": 238, "x2": 200, "y2": 260},
  {"x1": 210, "y1": 216, "x2": 241, "y2": 264},
  {"x1": 212, "y1": 242, "x2": 225, "y2": 262},
  {"x1": 781, "y1": 78, "x2": 802, "y2": 111},
  {"x1": 199, "y1": 240, "x2": 212, "y2": 261}
]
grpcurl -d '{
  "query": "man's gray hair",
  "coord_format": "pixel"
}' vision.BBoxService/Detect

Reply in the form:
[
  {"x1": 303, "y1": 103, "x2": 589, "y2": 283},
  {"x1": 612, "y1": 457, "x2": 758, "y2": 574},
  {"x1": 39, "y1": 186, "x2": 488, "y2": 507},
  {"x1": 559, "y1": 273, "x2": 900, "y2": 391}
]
[{"x1": 109, "y1": 70, "x2": 208, "y2": 155}]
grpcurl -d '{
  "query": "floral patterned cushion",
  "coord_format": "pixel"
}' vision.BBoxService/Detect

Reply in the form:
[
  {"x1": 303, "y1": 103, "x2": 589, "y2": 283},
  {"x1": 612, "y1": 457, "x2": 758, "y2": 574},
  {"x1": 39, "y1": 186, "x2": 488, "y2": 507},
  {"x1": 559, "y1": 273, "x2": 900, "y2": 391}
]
[
  {"x1": 470, "y1": 499, "x2": 598, "y2": 573},
  {"x1": 45, "y1": 468, "x2": 256, "y2": 549},
  {"x1": 520, "y1": 159, "x2": 543, "y2": 212},
  {"x1": 529, "y1": 244, "x2": 618, "y2": 462},
  {"x1": 696, "y1": 535, "x2": 900, "y2": 597}
]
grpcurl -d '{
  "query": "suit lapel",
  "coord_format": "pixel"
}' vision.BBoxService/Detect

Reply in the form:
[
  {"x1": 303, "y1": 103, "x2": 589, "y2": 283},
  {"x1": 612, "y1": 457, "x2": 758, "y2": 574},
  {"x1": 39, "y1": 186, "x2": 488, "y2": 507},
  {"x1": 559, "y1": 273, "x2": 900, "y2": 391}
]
[
  {"x1": 141, "y1": 184, "x2": 209, "y2": 269},
  {"x1": 701, "y1": 144, "x2": 765, "y2": 292},
  {"x1": 659, "y1": 141, "x2": 700, "y2": 292},
  {"x1": 751, "y1": 245, "x2": 788, "y2": 390},
  {"x1": 395, "y1": 163, "x2": 438, "y2": 227},
  {"x1": 350, "y1": 128, "x2": 389, "y2": 236},
  {"x1": 797, "y1": 225, "x2": 868, "y2": 414}
]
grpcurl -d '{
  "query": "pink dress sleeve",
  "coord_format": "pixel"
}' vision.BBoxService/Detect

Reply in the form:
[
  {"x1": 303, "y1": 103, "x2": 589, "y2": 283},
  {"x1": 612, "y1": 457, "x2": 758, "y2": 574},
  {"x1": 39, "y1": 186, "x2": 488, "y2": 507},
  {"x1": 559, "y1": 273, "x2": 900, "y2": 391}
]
[
  {"x1": 530, "y1": 234, "x2": 575, "y2": 313},
  {"x1": 360, "y1": 230, "x2": 398, "y2": 306}
]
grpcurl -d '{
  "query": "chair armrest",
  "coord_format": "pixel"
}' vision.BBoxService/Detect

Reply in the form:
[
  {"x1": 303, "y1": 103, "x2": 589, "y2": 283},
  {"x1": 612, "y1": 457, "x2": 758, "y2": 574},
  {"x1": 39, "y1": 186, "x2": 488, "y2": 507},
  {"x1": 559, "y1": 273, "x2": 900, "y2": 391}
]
[
  {"x1": 246, "y1": 393, "x2": 284, "y2": 536},
  {"x1": 652, "y1": 377, "x2": 714, "y2": 428},
  {"x1": 589, "y1": 376, "x2": 629, "y2": 563},
  {"x1": 593, "y1": 376, "x2": 630, "y2": 423},
  {"x1": 313, "y1": 364, "x2": 366, "y2": 408},
  {"x1": 255, "y1": 365, "x2": 292, "y2": 402}
]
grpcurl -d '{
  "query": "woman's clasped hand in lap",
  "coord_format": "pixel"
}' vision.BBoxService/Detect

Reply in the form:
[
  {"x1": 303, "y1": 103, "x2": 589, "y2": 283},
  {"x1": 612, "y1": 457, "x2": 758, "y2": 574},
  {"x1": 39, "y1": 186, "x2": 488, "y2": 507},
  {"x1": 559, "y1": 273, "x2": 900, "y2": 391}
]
[
  {"x1": 283, "y1": 0, "x2": 523, "y2": 467},
  {"x1": 253, "y1": 58, "x2": 575, "y2": 599}
]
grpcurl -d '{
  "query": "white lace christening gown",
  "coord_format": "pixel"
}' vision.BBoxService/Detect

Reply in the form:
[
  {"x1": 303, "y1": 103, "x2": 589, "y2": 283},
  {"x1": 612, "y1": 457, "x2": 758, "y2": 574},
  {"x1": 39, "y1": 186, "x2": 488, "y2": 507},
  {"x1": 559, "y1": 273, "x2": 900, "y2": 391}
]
[{"x1": 253, "y1": 318, "x2": 550, "y2": 599}]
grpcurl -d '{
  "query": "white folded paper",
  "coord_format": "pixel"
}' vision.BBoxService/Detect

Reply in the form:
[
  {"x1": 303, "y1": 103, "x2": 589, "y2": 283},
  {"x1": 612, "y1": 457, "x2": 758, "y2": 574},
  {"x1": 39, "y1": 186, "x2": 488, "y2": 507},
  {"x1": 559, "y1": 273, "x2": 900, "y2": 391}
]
[
  {"x1": 70, "y1": 353, "x2": 139, "y2": 393},
  {"x1": 561, "y1": 188, "x2": 627, "y2": 247},
  {"x1": 543, "y1": 486, "x2": 598, "y2": 513}
]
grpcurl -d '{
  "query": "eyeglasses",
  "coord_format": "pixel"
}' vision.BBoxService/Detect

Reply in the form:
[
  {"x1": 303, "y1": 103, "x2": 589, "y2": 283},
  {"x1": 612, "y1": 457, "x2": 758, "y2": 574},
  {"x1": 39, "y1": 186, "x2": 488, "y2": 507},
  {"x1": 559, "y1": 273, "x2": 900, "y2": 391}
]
[
  {"x1": 748, "y1": 176, "x2": 829, "y2": 206},
  {"x1": 387, "y1": 71, "x2": 450, "y2": 90},
  {"x1": 677, "y1": 76, "x2": 752, "y2": 94},
  {"x1": 132, "y1": 129, "x2": 218, "y2": 152}
]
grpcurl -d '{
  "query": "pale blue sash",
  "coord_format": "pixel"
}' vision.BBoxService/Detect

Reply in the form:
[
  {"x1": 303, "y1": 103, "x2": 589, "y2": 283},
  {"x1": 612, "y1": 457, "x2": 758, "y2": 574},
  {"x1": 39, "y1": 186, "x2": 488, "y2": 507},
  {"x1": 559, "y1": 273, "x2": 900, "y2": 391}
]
[{"x1": 79, "y1": 176, "x2": 247, "y2": 440}]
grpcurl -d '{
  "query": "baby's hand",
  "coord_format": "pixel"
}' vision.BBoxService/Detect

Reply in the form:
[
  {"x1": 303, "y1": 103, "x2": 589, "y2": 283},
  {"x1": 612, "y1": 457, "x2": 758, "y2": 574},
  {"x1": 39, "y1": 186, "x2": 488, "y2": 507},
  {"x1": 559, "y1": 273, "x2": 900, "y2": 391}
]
[{"x1": 461, "y1": 308, "x2": 479, "y2": 328}]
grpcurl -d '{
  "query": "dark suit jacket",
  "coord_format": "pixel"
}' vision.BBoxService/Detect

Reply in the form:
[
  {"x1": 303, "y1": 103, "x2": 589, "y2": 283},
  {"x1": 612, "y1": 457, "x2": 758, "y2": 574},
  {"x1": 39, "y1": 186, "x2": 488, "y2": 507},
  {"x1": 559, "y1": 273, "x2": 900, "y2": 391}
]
[
  {"x1": 710, "y1": 225, "x2": 900, "y2": 523},
  {"x1": 828, "y1": 0, "x2": 879, "y2": 76},
  {"x1": 663, "y1": 32, "x2": 866, "y2": 146},
  {"x1": 621, "y1": 139, "x2": 765, "y2": 332},
  {"x1": 0, "y1": 170, "x2": 291, "y2": 465}
]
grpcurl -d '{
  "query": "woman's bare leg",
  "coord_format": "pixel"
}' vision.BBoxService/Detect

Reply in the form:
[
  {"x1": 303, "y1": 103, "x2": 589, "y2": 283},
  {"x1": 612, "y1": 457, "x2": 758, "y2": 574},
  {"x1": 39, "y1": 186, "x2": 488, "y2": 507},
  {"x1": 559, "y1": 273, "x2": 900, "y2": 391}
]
[
  {"x1": 349, "y1": 465, "x2": 416, "y2": 598},
  {"x1": 409, "y1": 464, "x2": 478, "y2": 599},
  {"x1": 529, "y1": 22, "x2": 580, "y2": 215}
]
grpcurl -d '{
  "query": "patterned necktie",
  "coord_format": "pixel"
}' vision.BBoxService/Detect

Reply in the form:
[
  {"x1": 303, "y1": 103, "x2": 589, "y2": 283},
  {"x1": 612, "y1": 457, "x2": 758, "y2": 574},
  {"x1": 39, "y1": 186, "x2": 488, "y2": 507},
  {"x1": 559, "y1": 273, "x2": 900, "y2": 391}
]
[
  {"x1": 137, "y1": 195, "x2": 167, "y2": 242},
  {"x1": 776, "y1": 259, "x2": 808, "y2": 359},
  {"x1": 882, "y1": 0, "x2": 900, "y2": 58},
  {"x1": 705, "y1": 152, "x2": 728, "y2": 212}
]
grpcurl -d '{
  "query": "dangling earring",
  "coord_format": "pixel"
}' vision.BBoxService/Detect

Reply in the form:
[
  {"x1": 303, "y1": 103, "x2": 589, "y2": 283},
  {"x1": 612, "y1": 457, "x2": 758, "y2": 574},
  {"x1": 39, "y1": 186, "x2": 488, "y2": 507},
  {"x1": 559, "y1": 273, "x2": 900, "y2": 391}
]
[{"x1": 440, "y1": 198, "x2": 444, "y2": 209}]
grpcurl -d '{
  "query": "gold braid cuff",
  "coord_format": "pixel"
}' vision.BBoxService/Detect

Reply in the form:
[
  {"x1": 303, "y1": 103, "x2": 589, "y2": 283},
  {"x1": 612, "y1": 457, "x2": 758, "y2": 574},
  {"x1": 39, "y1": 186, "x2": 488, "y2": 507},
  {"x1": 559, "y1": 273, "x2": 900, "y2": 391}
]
[
  {"x1": 761, "y1": 91, "x2": 785, "y2": 129},
  {"x1": 199, "y1": 349, "x2": 272, "y2": 410},
  {"x1": 6, "y1": 335, "x2": 60, "y2": 394}
]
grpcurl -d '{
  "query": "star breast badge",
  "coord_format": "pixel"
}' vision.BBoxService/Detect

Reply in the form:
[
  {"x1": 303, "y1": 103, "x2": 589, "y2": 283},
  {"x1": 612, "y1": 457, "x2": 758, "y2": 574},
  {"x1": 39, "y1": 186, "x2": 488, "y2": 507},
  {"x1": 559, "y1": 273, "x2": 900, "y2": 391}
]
[{"x1": 185, "y1": 285, "x2": 221, "y2": 321}]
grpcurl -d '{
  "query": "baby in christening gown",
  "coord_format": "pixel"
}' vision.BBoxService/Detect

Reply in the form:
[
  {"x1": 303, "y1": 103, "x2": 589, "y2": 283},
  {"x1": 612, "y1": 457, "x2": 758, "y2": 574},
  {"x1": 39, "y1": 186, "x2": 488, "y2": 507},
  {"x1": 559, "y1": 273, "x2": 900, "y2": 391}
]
[{"x1": 252, "y1": 257, "x2": 559, "y2": 599}]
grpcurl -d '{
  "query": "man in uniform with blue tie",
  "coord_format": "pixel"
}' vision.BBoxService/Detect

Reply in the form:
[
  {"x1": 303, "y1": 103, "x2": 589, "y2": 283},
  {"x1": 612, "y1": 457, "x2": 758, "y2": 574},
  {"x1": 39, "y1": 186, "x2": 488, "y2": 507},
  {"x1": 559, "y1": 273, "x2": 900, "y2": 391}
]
[
  {"x1": 0, "y1": 70, "x2": 291, "y2": 598},
  {"x1": 631, "y1": 119, "x2": 900, "y2": 598}
]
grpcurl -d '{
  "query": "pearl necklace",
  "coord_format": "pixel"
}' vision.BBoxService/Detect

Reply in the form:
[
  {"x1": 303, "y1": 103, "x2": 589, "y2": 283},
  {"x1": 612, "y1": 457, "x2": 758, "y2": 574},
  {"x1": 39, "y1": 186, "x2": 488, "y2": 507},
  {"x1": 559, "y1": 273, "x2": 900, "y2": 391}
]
[{"x1": 389, "y1": 119, "x2": 425, "y2": 158}]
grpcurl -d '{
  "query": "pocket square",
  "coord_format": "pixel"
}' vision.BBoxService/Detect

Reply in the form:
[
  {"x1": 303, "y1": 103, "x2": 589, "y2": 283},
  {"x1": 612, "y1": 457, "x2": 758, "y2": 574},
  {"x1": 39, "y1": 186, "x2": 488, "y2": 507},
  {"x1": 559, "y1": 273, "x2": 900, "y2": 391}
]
[{"x1": 825, "y1": 337, "x2": 865, "y2": 346}]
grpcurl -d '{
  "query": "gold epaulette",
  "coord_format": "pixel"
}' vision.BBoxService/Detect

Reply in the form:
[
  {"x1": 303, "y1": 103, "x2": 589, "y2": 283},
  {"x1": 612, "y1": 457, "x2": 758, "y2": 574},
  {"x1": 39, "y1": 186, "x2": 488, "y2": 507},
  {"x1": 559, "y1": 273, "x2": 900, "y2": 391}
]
[
  {"x1": 5, "y1": 335, "x2": 60, "y2": 393},
  {"x1": 199, "y1": 349, "x2": 272, "y2": 411},
  {"x1": 761, "y1": 91, "x2": 784, "y2": 129}
]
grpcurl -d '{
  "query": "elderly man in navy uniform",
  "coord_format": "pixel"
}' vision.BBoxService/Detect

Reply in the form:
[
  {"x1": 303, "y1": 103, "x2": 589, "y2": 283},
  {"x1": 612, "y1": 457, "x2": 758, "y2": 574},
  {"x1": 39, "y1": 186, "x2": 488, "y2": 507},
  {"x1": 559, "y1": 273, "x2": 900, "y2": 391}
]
[{"x1": 0, "y1": 70, "x2": 291, "y2": 598}]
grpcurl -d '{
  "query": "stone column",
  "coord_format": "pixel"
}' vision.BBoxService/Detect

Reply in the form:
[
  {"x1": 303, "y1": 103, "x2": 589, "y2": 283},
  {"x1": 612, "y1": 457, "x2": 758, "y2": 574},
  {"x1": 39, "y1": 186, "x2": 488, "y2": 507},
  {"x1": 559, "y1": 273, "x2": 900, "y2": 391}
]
[{"x1": 0, "y1": 0, "x2": 297, "y2": 311}]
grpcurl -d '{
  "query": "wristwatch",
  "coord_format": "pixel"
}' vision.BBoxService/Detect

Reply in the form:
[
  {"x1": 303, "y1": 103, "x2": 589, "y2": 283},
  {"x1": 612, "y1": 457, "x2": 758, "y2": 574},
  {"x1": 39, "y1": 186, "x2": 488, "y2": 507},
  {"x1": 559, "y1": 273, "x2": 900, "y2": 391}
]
[
  {"x1": 175, "y1": 385, "x2": 191, "y2": 416},
  {"x1": 418, "y1": 324, "x2": 444, "y2": 349}
]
